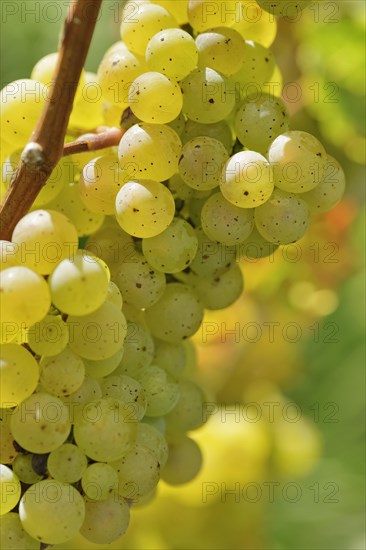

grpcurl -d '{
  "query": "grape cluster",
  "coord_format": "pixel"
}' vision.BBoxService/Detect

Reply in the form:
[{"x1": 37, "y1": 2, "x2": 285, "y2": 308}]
[{"x1": 0, "y1": 0, "x2": 345, "y2": 548}]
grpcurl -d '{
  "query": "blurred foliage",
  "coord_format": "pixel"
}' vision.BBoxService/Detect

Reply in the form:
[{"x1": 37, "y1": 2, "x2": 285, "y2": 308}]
[{"x1": 1, "y1": 1, "x2": 365, "y2": 549}]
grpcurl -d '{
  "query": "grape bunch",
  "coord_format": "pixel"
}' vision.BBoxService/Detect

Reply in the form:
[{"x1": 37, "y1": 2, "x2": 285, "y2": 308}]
[{"x1": 0, "y1": 0, "x2": 345, "y2": 548}]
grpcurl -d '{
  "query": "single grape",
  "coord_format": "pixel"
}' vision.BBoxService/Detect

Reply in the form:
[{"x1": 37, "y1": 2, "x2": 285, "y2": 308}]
[
  {"x1": 231, "y1": 2, "x2": 277, "y2": 47},
  {"x1": 80, "y1": 495, "x2": 130, "y2": 544},
  {"x1": 187, "y1": 263, "x2": 244, "y2": 310},
  {"x1": 19, "y1": 480, "x2": 85, "y2": 544},
  {"x1": 145, "y1": 283, "x2": 204, "y2": 343},
  {"x1": 39, "y1": 347, "x2": 85, "y2": 398},
  {"x1": 166, "y1": 380, "x2": 206, "y2": 433},
  {"x1": 31, "y1": 52, "x2": 85, "y2": 101},
  {"x1": 73, "y1": 397, "x2": 137, "y2": 462},
  {"x1": 0, "y1": 409, "x2": 18, "y2": 463},
  {"x1": 153, "y1": 338, "x2": 186, "y2": 380},
  {"x1": 69, "y1": 71, "x2": 104, "y2": 130},
  {"x1": 230, "y1": 40, "x2": 275, "y2": 99},
  {"x1": 257, "y1": 0, "x2": 311, "y2": 17},
  {"x1": 10, "y1": 393, "x2": 71, "y2": 453},
  {"x1": 84, "y1": 346, "x2": 124, "y2": 379},
  {"x1": 142, "y1": 218, "x2": 198, "y2": 273},
  {"x1": 48, "y1": 251, "x2": 109, "y2": 316},
  {"x1": 302, "y1": 155, "x2": 345, "y2": 212},
  {"x1": 146, "y1": 28, "x2": 198, "y2": 81},
  {"x1": 268, "y1": 130, "x2": 327, "y2": 193},
  {"x1": 235, "y1": 93, "x2": 290, "y2": 154},
  {"x1": 114, "y1": 321, "x2": 155, "y2": 377},
  {"x1": 196, "y1": 27, "x2": 246, "y2": 76},
  {"x1": 221, "y1": 150, "x2": 274, "y2": 208},
  {"x1": 181, "y1": 119, "x2": 234, "y2": 154},
  {"x1": 0, "y1": 464, "x2": 21, "y2": 515},
  {"x1": 27, "y1": 315, "x2": 69, "y2": 356},
  {"x1": 62, "y1": 375, "x2": 102, "y2": 417},
  {"x1": 255, "y1": 188, "x2": 310, "y2": 244},
  {"x1": 0, "y1": 512, "x2": 39, "y2": 549},
  {"x1": 118, "y1": 123, "x2": 182, "y2": 181},
  {"x1": 12, "y1": 453, "x2": 43, "y2": 484},
  {"x1": 67, "y1": 301, "x2": 127, "y2": 360},
  {"x1": 188, "y1": 0, "x2": 241, "y2": 31},
  {"x1": 136, "y1": 422, "x2": 169, "y2": 467},
  {"x1": 0, "y1": 343, "x2": 39, "y2": 407},
  {"x1": 179, "y1": 136, "x2": 229, "y2": 191},
  {"x1": 110, "y1": 443, "x2": 160, "y2": 500},
  {"x1": 137, "y1": 365, "x2": 180, "y2": 416},
  {"x1": 81, "y1": 463, "x2": 119, "y2": 501},
  {"x1": 189, "y1": 226, "x2": 237, "y2": 277},
  {"x1": 101, "y1": 374, "x2": 147, "y2": 420},
  {"x1": 11, "y1": 209, "x2": 79, "y2": 275},
  {"x1": 47, "y1": 443, "x2": 88, "y2": 483},
  {"x1": 85, "y1": 222, "x2": 134, "y2": 271},
  {"x1": 240, "y1": 226, "x2": 279, "y2": 260},
  {"x1": 161, "y1": 435, "x2": 202, "y2": 485},
  {"x1": 201, "y1": 192, "x2": 254, "y2": 245},
  {"x1": 128, "y1": 72, "x2": 183, "y2": 124},
  {"x1": 181, "y1": 68, "x2": 236, "y2": 124}
]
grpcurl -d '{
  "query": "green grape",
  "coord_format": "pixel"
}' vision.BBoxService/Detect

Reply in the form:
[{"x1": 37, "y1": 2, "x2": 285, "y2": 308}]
[
  {"x1": 101, "y1": 374, "x2": 147, "y2": 420},
  {"x1": 169, "y1": 173, "x2": 196, "y2": 200},
  {"x1": 80, "y1": 495, "x2": 130, "y2": 544},
  {"x1": 69, "y1": 71, "x2": 104, "y2": 130},
  {"x1": 153, "y1": 338, "x2": 186, "y2": 380},
  {"x1": 257, "y1": 0, "x2": 311, "y2": 17},
  {"x1": 84, "y1": 347, "x2": 124, "y2": 379},
  {"x1": 47, "y1": 443, "x2": 88, "y2": 483},
  {"x1": 255, "y1": 188, "x2": 310, "y2": 244},
  {"x1": 181, "y1": 119, "x2": 234, "y2": 153},
  {"x1": 106, "y1": 280, "x2": 123, "y2": 309},
  {"x1": 179, "y1": 136, "x2": 229, "y2": 191},
  {"x1": 78, "y1": 154, "x2": 124, "y2": 215},
  {"x1": 118, "y1": 123, "x2": 182, "y2": 181},
  {"x1": 188, "y1": 0, "x2": 241, "y2": 31},
  {"x1": 0, "y1": 464, "x2": 21, "y2": 515},
  {"x1": 302, "y1": 155, "x2": 346, "y2": 212},
  {"x1": 81, "y1": 463, "x2": 119, "y2": 501},
  {"x1": 221, "y1": 150, "x2": 273, "y2": 208},
  {"x1": 47, "y1": 180, "x2": 105, "y2": 238},
  {"x1": 110, "y1": 443, "x2": 160, "y2": 500},
  {"x1": 27, "y1": 315, "x2": 69, "y2": 356},
  {"x1": 0, "y1": 240, "x2": 18, "y2": 269},
  {"x1": 196, "y1": 27, "x2": 246, "y2": 76},
  {"x1": 48, "y1": 252, "x2": 109, "y2": 316},
  {"x1": 136, "y1": 422, "x2": 169, "y2": 467},
  {"x1": 115, "y1": 180, "x2": 175, "y2": 238},
  {"x1": 136, "y1": 365, "x2": 180, "y2": 416},
  {"x1": 67, "y1": 301, "x2": 127, "y2": 361},
  {"x1": 114, "y1": 321, "x2": 155, "y2": 377},
  {"x1": 122, "y1": 302, "x2": 147, "y2": 326},
  {"x1": 10, "y1": 393, "x2": 70, "y2": 453},
  {"x1": 98, "y1": 48, "x2": 145, "y2": 107},
  {"x1": 0, "y1": 343, "x2": 39, "y2": 408},
  {"x1": 121, "y1": 3, "x2": 177, "y2": 55},
  {"x1": 146, "y1": 28, "x2": 198, "y2": 81},
  {"x1": 40, "y1": 347, "x2": 85, "y2": 398},
  {"x1": 145, "y1": 283, "x2": 204, "y2": 343},
  {"x1": 181, "y1": 68, "x2": 236, "y2": 124},
  {"x1": 166, "y1": 380, "x2": 206, "y2": 433},
  {"x1": 0, "y1": 79, "x2": 47, "y2": 151},
  {"x1": 187, "y1": 195, "x2": 211, "y2": 227},
  {"x1": 62, "y1": 375, "x2": 102, "y2": 416},
  {"x1": 182, "y1": 339, "x2": 199, "y2": 379},
  {"x1": 231, "y1": 2, "x2": 277, "y2": 47},
  {"x1": 230, "y1": 41, "x2": 275, "y2": 99},
  {"x1": 154, "y1": 0, "x2": 188, "y2": 23},
  {"x1": 73, "y1": 397, "x2": 137, "y2": 461},
  {"x1": 12, "y1": 454, "x2": 43, "y2": 484},
  {"x1": 11, "y1": 209, "x2": 79, "y2": 276},
  {"x1": 31, "y1": 52, "x2": 85, "y2": 102},
  {"x1": 268, "y1": 131, "x2": 327, "y2": 193},
  {"x1": 201, "y1": 192, "x2": 254, "y2": 245},
  {"x1": 0, "y1": 409, "x2": 17, "y2": 463},
  {"x1": 189, "y1": 226, "x2": 236, "y2": 277},
  {"x1": 3, "y1": 152, "x2": 75, "y2": 208},
  {"x1": 128, "y1": 72, "x2": 183, "y2": 124},
  {"x1": 188, "y1": 263, "x2": 244, "y2": 310},
  {"x1": 19, "y1": 480, "x2": 85, "y2": 544},
  {"x1": 240, "y1": 226, "x2": 279, "y2": 259},
  {"x1": 234, "y1": 93, "x2": 289, "y2": 154},
  {"x1": 0, "y1": 512, "x2": 39, "y2": 549},
  {"x1": 0, "y1": 267, "x2": 51, "y2": 344},
  {"x1": 115, "y1": 252, "x2": 166, "y2": 309},
  {"x1": 102, "y1": 100, "x2": 124, "y2": 127},
  {"x1": 168, "y1": 112, "x2": 186, "y2": 136},
  {"x1": 142, "y1": 218, "x2": 198, "y2": 273},
  {"x1": 143, "y1": 415, "x2": 166, "y2": 434},
  {"x1": 85, "y1": 222, "x2": 134, "y2": 270},
  {"x1": 161, "y1": 435, "x2": 202, "y2": 485}
]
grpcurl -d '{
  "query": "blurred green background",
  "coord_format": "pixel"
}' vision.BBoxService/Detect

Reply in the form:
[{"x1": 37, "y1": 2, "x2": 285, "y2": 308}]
[{"x1": 1, "y1": 1, "x2": 365, "y2": 548}]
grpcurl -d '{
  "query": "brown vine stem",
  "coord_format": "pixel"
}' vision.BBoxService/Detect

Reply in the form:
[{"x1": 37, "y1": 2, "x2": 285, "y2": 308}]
[
  {"x1": 63, "y1": 126, "x2": 124, "y2": 157},
  {"x1": 0, "y1": 0, "x2": 103, "y2": 241}
]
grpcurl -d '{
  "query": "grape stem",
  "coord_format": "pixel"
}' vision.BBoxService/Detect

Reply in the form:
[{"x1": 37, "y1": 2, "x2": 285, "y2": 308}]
[
  {"x1": 0, "y1": 0, "x2": 103, "y2": 240},
  {"x1": 63, "y1": 126, "x2": 124, "y2": 157}
]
